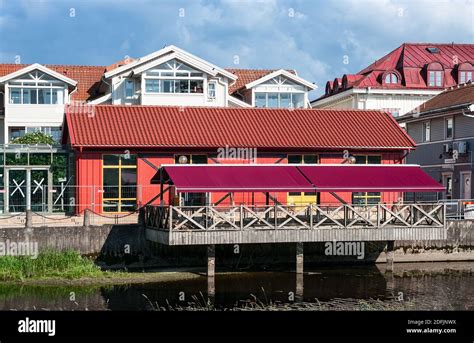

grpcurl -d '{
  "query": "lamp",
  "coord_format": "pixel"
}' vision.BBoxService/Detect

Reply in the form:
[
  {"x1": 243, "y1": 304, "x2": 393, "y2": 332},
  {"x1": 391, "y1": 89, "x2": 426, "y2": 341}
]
[{"x1": 178, "y1": 155, "x2": 188, "y2": 164}]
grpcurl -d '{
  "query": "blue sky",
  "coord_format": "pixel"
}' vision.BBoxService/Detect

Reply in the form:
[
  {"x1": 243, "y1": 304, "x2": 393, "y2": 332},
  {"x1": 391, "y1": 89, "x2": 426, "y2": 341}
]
[{"x1": 0, "y1": 0, "x2": 473, "y2": 98}]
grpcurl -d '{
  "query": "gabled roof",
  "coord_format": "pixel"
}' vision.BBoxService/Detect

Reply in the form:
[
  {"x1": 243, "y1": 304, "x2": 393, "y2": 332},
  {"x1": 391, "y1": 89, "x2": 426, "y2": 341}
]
[
  {"x1": 243, "y1": 69, "x2": 316, "y2": 90},
  {"x1": 0, "y1": 63, "x2": 105, "y2": 101},
  {"x1": 64, "y1": 105, "x2": 415, "y2": 150},
  {"x1": 404, "y1": 82, "x2": 474, "y2": 119},
  {"x1": 104, "y1": 45, "x2": 236, "y2": 80},
  {"x1": 226, "y1": 68, "x2": 298, "y2": 94},
  {"x1": 315, "y1": 43, "x2": 474, "y2": 102},
  {"x1": 0, "y1": 63, "x2": 77, "y2": 86}
]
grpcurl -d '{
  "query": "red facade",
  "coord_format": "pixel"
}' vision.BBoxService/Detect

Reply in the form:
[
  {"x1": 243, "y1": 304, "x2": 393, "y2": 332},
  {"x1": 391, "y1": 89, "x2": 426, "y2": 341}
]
[{"x1": 65, "y1": 105, "x2": 415, "y2": 213}]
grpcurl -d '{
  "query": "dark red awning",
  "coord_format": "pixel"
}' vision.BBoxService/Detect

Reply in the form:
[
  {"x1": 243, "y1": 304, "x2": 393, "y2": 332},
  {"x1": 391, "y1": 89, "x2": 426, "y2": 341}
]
[
  {"x1": 298, "y1": 165, "x2": 445, "y2": 192},
  {"x1": 158, "y1": 164, "x2": 444, "y2": 193},
  {"x1": 161, "y1": 165, "x2": 315, "y2": 193}
]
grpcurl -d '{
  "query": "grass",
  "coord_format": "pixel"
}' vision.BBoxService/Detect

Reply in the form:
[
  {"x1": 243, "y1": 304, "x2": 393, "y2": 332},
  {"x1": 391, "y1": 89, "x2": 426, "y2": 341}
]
[{"x1": 0, "y1": 250, "x2": 103, "y2": 281}]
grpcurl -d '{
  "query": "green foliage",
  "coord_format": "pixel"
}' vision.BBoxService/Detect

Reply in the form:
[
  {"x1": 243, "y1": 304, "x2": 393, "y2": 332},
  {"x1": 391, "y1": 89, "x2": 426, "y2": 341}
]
[
  {"x1": 0, "y1": 250, "x2": 103, "y2": 281},
  {"x1": 10, "y1": 131, "x2": 55, "y2": 145}
]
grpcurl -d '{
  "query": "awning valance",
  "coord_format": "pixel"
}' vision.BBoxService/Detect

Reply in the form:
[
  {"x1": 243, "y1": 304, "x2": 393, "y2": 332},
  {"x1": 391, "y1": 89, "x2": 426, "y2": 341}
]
[{"x1": 155, "y1": 164, "x2": 444, "y2": 193}]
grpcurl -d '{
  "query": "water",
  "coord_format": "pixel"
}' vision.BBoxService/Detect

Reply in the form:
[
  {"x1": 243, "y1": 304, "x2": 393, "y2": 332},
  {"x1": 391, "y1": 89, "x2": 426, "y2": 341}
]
[{"x1": 0, "y1": 262, "x2": 473, "y2": 311}]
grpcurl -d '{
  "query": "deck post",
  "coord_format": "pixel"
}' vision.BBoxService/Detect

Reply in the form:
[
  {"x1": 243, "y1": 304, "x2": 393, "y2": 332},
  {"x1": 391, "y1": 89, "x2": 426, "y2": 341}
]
[
  {"x1": 296, "y1": 242, "x2": 304, "y2": 274},
  {"x1": 207, "y1": 244, "x2": 216, "y2": 277},
  {"x1": 386, "y1": 240, "x2": 394, "y2": 272}
]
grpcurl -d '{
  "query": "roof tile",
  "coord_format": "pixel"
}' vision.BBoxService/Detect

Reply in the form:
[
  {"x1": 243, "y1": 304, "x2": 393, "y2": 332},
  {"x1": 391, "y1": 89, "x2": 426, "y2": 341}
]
[{"x1": 64, "y1": 105, "x2": 415, "y2": 150}]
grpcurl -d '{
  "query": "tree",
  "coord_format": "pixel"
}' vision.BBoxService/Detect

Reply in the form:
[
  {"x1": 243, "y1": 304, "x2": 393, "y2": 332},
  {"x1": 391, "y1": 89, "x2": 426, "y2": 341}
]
[{"x1": 10, "y1": 131, "x2": 56, "y2": 145}]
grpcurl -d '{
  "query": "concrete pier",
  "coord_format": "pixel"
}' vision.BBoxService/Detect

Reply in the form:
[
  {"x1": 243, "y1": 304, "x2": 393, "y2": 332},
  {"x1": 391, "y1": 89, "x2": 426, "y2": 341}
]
[
  {"x1": 207, "y1": 244, "x2": 216, "y2": 277},
  {"x1": 296, "y1": 242, "x2": 304, "y2": 274},
  {"x1": 386, "y1": 241, "x2": 395, "y2": 272},
  {"x1": 296, "y1": 272, "x2": 304, "y2": 301}
]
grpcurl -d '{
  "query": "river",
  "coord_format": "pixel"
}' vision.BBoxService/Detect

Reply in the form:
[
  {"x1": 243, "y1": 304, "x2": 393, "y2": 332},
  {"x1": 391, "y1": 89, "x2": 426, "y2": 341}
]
[{"x1": 0, "y1": 262, "x2": 472, "y2": 311}]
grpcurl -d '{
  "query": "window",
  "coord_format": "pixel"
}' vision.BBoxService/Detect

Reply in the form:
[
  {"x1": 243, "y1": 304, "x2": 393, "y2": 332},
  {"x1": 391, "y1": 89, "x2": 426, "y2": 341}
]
[
  {"x1": 9, "y1": 127, "x2": 25, "y2": 141},
  {"x1": 255, "y1": 93, "x2": 266, "y2": 107},
  {"x1": 8, "y1": 126, "x2": 62, "y2": 143},
  {"x1": 143, "y1": 59, "x2": 204, "y2": 94},
  {"x1": 384, "y1": 73, "x2": 398, "y2": 84},
  {"x1": 254, "y1": 92, "x2": 305, "y2": 108},
  {"x1": 8, "y1": 70, "x2": 65, "y2": 104},
  {"x1": 459, "y1": 71, "x2": 473, "y2": 84},
  {"x1": 428, "y1": 70, "x2": 443, "y2": 87},
  {"x1": 288, "y1": 155, "x2": 318, "y2": 198},
  {"x1": 145, "y1": 79, "x2": 159, "y2": 93},
  {"x1": 207, "y1": 81, "x2": 216, "y2": 99},
  {"x1": 174, "y1": 154, "x2": 207, "y2": 206},
  {"x1": 352, "y1": 155, "x2": 382, "y2": 205},
  {"x1": 124, "y1": 80, "x2": 134, "y2": 99},
  {"x1": 423, "y1": 121, "x2": 431, "y2": 142},
  {"x1": 102, "y1": 154, "x2": 137, "y2": 213},
  {"x1": 445, "y1": 118, "x2": 453, "y2": 139}
]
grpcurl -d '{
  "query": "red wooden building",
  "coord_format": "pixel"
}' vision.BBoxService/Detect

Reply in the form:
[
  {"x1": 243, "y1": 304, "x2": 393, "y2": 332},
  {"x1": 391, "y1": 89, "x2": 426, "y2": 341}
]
[{"x1": 62, "y1": 105, "x2": 420, "y2": 214}]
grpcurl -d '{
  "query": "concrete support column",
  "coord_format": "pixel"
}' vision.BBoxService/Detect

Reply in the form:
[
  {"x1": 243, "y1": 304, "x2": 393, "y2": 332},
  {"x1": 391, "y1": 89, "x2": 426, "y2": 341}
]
[
  {"x1": 207, "y1": 274, "x2": 216, "y2": 300},
  {"x1": 25, "y1": 210, "x2": 33, "y2": 228},
  {"x1": 83, "y1": 209, "x2": 91, "y2": 227},
  {"x1": 207, "y1": 244, "x2": 216, "y2": 277},
  {"x1": 386, "y1": 240, "x2": 394, "y2": 272},
  {"x1": 296, "y1": 272, "x2": 304, "y2": 301},
  {"x1": 296, "y1": 242, "x2": 304, "y2": 274}
]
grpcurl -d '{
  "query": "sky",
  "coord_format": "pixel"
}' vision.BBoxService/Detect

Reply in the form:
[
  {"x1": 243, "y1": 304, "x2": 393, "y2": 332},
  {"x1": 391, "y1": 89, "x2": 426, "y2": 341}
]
[{"x1": 0, "y1": 0, "x2": 473, "y2": 99}]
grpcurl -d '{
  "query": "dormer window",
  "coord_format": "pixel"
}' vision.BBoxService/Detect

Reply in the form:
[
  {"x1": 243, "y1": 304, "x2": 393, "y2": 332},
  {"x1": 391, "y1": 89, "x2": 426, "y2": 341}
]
[
  {"x1": 384, "y1": 73, "x2": 398, "y2": 84},
  {"x1": 8, "y1": 70, "x2": 65, "y2": 104},
  {"x1": 458, "y1": 63, "x2": 474, "y2": 84},
  {"x1": 427, "y1": 62, "x2": 443, "y2": 87},
  {"x1": 143, "y1": 59, "x2": 204, "y2": 94}
]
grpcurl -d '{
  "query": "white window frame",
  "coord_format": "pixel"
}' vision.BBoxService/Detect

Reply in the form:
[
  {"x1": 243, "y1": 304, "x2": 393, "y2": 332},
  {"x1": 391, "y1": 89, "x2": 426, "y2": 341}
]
[
  {"x1": 142, "y1": 59, "x2": 205, "y2": 95},
  {"x1": 254, "y1": 91, "x2": 305, "y2": 108},
  {"x1": 445, "y1": 117, "x2": 453, "y2": 139},
  {"x1": 207, "y1": 81, "x2": 217, "y2": 100},
  {"x1": 7, "y1": 70, "x2": 66, "y2": 105},
  {"x1": 423, "y1": 121, "x2": 431, "y2": 142},
  {"x1": 124, "y1": 79, "x2": 135, "y2": 101}
]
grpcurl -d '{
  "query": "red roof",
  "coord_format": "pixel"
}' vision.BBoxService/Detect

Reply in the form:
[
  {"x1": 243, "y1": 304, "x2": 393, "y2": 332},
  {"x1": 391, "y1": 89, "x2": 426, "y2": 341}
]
[
  {"x1": 0, "y1": 64, "x2": 105, "y2": 101},
  {"x1": 416, "y1": 82, "x2": 474, "y2": 113},
  {"x1": 64, "y1": 105, "x2": 415, "y2": 150},
  {"x1": 318, "y1": 43, "x2": 474, "y2": 100},
  {"x1": 226, "y1": 69, "x2": 296, "y2": 94}
]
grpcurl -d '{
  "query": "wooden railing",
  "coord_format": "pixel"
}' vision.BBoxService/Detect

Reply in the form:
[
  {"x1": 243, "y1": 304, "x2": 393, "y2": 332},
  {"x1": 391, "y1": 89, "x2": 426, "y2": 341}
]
[{"x1": 145, "y1": 203, "x2": 446, "y2": 232}]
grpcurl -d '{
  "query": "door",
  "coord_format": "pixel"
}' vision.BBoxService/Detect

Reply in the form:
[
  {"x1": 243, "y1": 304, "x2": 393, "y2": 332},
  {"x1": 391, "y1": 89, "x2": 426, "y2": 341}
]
[
  {"x1": 30, "y1": 169, "x2": 48, "y2": 212},
  {"x1": 8, "y1": 169, "x2": 27, "y2": 213},
  {"x1": 6, "y1": 168, "x2": 50, "y2": 213},
  {"x1": 461, "y1": 172, "x2": 471, "y2": 200}
]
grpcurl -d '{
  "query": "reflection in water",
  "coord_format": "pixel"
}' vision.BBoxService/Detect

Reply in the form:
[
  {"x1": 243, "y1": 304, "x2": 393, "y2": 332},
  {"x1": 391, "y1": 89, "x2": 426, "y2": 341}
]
[{"x1": 0, "y1": 262, "x2": 472, "y2": 311}]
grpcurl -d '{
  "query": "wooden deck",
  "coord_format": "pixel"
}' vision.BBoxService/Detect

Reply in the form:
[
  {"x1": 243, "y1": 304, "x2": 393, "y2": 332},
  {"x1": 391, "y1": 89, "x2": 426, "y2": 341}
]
[{"x1": 144, "y1": 203, "x2": 447, "y2": 245}]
